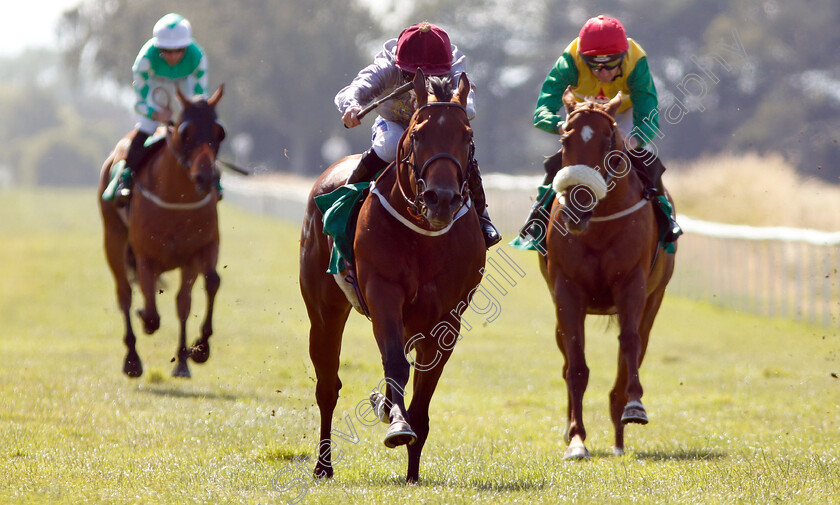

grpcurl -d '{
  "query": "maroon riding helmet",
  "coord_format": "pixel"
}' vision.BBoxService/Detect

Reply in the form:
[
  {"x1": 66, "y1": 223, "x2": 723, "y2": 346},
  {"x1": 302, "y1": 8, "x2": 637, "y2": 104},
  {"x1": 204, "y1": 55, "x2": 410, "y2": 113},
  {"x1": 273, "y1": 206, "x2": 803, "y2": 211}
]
[{"x1": 395, "y1": 22, "x2": 453, "y2": 76}]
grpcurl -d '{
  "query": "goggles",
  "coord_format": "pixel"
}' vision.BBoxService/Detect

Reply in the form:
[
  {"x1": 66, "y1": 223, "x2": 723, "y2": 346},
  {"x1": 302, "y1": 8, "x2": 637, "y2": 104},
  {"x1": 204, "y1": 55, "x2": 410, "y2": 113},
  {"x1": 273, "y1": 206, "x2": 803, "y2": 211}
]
[
  {"x1": 159, "y1": 47, "x2": 186, "y2": 56},
  {"x1": 582, "y1": 53, "x2": 625, "y2": 71}
]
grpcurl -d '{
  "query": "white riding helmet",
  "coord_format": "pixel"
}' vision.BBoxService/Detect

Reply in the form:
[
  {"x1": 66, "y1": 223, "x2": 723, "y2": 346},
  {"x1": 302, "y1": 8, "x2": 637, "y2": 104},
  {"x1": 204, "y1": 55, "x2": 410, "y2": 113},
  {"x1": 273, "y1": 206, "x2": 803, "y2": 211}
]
[{"x1": 152, "y1": 13, "x2": 192, "y2": 49}]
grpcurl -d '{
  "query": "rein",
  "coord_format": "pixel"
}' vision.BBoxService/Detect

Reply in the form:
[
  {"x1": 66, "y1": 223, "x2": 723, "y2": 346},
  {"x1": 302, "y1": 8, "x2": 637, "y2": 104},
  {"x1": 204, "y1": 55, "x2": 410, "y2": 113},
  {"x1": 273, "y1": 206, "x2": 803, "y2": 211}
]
[{"x1": 395, "y1": 102, "x2": 473, "y2": 220}]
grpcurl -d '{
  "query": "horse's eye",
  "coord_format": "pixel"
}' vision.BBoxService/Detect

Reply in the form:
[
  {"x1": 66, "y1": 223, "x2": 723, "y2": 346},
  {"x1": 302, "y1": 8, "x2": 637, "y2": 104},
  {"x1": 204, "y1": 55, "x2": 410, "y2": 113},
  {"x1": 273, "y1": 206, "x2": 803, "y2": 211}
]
[{"x1": 180, "y1": 124, "x2": 195, "y2": 145}]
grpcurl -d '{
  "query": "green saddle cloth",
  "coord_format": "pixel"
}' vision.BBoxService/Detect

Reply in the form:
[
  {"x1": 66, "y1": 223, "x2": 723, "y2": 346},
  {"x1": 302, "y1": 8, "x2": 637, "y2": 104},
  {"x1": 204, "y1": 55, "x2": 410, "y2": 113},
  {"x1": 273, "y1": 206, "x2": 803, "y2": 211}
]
[
  {"x1": 508, "y1": 184, "x2": 679, "y2": 253},
  {"x1": 314, "y1": 181, "x2": 371, "y2": 274},
  {"x1": 101, "y1": 133, "x2": 168, "y2": 201}
]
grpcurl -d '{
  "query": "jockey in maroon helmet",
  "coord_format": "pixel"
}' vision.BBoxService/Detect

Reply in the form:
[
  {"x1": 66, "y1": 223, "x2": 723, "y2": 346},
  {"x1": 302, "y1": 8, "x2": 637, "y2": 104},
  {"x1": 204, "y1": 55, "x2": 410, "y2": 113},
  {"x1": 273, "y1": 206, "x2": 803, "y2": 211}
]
[{"x1": 335, "y1": 22, "x2": 500, "y2": 248}]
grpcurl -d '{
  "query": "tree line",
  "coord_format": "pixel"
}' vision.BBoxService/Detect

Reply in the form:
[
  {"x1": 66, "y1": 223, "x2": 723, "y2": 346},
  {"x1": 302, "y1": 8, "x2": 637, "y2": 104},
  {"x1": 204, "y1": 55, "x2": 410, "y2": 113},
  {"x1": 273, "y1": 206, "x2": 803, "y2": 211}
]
[{"x1": 2, "y1": 0, "x2": 837, "y2": 186}]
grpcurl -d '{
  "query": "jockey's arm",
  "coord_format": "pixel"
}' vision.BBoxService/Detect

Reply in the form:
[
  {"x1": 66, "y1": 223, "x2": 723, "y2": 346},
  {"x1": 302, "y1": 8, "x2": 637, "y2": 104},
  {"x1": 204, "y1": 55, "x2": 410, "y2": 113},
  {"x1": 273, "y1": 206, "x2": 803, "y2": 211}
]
[
  {"x1": 534, "y1": 51, "x2": 578, "y2": 135},
  {"x1": 334, "y1": 42, "x2": 397, "y2": 122},
  {"x1": 626, "y1": 56, "x2": 660, "y2": 148}
]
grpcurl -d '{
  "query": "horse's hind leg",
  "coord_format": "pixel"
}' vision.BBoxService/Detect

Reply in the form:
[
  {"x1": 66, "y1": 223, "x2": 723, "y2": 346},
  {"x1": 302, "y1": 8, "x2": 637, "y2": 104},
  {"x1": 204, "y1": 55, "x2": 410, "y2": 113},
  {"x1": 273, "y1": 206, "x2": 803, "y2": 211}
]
[
  {"x1": 173, "y1": 267, "x2": 199, "y2": 378},
  {"x1": 117, "y1": 266, "x2": 141, "y2": 377},
  {"x1": 191, "y1": 255, "x2": 220, "y2": 364},
  {"x1": 104, "y1": 223, "x2": 142, "y2": 377},
  {"x1": 609, "y1": 280, "x2": 664, "y2": 454},
  {"x1": 307, "y1": 302, "x2": 351, "y2": 478}
]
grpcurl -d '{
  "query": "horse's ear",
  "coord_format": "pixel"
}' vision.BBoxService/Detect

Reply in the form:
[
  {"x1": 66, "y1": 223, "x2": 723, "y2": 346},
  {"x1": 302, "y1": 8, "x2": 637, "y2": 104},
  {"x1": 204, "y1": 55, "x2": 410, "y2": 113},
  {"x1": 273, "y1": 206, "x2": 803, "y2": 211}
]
[
  {"x1": 454, "y1": 73, "x2": 470, "y2": 108},
  {"x1": 606, "y1": 92, "x2": 622, "y2": 117},
  {"x1": 208, "y1": 84, "x2": 224, "y2": 108},
  {"x1": 176, "y1": 86, "x2": 190, "y2": 108},
  {"x1": 413, "y1": 69, "x2": 428, "y2": 108},
  {"x1": 562, "y1": 86, "x2": 577, "y2": 115}
]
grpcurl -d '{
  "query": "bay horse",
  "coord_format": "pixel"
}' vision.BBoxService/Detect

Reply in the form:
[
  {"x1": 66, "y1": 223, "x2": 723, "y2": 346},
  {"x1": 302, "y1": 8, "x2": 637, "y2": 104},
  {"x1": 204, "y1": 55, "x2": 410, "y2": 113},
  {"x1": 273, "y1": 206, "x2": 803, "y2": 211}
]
[
  {"x1": 540, "y1": 88, "x2": 676, "y2": 459},
  {"x1": 300, "y1": 70, "x2": 485, "y2": 483},
  {"x1": 98, "y1": 85, "x2": 226, "y2": 379}
]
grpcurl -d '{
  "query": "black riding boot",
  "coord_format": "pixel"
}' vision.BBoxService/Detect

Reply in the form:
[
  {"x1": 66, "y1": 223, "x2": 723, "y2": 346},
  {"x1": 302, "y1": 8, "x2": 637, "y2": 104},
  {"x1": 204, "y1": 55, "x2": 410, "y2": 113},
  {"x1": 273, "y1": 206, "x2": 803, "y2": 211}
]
[
  {"x1": 114, "y1": 131, "x2": 150, "y2": 208},
  {"x1": 628, "y1": 149, "x2": 682, "y2": 243},
  {"x1": 346, "y1": 149, "x2": 389, "y2": 185},
  {"x1": 467, "y1": 163, "x2": 501, "y2": 248},
  {"x1": 519, "y1": 149, "x2": 563, "y2": 240}
]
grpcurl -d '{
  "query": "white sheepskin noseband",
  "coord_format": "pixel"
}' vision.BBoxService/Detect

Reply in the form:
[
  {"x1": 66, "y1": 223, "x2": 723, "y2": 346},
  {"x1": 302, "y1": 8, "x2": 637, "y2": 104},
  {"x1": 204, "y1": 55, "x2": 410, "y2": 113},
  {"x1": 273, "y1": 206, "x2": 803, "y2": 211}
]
[{"x1": 552, "y1": 164, "x2": 608, "y2": 200}]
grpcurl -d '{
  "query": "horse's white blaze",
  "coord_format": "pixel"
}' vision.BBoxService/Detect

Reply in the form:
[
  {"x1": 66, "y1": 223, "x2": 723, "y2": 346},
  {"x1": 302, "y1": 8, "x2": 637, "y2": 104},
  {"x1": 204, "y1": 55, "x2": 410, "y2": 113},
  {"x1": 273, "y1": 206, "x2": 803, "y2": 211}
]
[
  {"x1": 437, "y1": 115, "x2": 447, "y2": 127},
  {"x1": 581, "y1": 125, "x2": 594, "y2": 143}
]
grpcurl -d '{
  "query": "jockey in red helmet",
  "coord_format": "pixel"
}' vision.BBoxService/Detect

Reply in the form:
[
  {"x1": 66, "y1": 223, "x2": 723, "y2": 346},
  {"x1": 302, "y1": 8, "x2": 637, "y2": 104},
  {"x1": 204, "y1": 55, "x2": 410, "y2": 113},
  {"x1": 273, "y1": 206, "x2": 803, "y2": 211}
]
[
  {"x1": 335, "y1": 22, "x2": 500, "y2": 248},
  {"x1": 519, "y1": 15, "x2": 680, "y2": 246}
]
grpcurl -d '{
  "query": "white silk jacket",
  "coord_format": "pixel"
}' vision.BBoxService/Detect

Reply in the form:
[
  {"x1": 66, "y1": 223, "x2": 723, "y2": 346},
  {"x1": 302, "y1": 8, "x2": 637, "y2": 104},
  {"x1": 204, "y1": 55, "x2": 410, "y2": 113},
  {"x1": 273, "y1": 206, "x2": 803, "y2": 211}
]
[{"x1": 335, "y1": 39, "x2": 477, "y2": 126}]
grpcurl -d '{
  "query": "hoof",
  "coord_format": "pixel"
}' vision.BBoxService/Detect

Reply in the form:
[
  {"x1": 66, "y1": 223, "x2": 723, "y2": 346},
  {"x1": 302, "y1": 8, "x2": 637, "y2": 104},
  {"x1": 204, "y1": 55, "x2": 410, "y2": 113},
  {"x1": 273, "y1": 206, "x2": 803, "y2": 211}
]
[
  {"x1": 172, "y1": 362, "x2": 191, "y2": 378},
  {"x1": 564, "y1": 437, "x2": 590, "y2": 460},
  {"x1": 369, "y1": 391, "x2": 390, "y2": 424},
  {"x1": 313, "y1": 463, "x2": 333, "y2": 479},
  {"x1": 613, "y1": 446, "x2": 625, "y2": 457},
  {"x1": 123, "y1": 353, "x2": 143, "y2": 378},
  {"x1": 190, "y1": 341, "x2": 210, "y2": 363},
  {"x1": 384, "y1": 421, "x2": 416, "y2": 448},
  {"x1": 621, "y1": 400, "x2": 649, "y2": 425}
]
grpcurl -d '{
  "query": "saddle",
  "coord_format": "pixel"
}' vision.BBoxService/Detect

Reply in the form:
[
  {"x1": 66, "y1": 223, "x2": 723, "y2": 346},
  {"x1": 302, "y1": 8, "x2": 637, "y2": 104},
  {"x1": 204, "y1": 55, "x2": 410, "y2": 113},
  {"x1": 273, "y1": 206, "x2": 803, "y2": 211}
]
[{"x1": 314, "y1": 159, "x2": 379, "y2": 317}]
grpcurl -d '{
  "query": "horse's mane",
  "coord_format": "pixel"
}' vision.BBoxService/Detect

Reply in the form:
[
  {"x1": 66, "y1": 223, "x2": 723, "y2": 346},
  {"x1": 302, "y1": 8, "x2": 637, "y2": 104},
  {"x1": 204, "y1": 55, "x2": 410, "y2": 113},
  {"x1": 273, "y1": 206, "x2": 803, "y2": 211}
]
[{"x1": 427, "y1": 75, "x2": 454, "y2": 101}]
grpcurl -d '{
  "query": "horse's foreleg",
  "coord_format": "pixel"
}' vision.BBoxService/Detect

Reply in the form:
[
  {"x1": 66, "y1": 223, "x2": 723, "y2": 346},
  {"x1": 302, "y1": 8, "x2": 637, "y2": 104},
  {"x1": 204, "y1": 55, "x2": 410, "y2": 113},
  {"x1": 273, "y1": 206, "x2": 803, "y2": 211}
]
[
  {"x1": 553, "y1": 287, "x2": 589, "y2": 460},
  {"x1": 173, "y1": 267, "x2": 198, "y2": 378},
  {"x1": 191, "y1": 262, "x2": 220, "y2": 364},
  {"x1": 135, "y1": 257, "x2": 161, "y2": 335},
  {"x1": 405, "y1": 342, "x2": 453, "y2": 483},
  {"x1": 371, "y1": 311, "x2": 415, "y2": 450}
]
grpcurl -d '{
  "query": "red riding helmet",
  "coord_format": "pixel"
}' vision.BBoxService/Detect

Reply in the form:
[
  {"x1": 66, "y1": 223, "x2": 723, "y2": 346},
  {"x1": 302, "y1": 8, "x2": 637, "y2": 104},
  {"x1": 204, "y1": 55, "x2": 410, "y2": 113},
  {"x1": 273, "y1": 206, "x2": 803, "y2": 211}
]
[
  {"x1": 578, "y1": 15, "x2": 629, "y2": 56},
  {"x1": 395, "y1": 22, "x2": 453, "y2": 76}
]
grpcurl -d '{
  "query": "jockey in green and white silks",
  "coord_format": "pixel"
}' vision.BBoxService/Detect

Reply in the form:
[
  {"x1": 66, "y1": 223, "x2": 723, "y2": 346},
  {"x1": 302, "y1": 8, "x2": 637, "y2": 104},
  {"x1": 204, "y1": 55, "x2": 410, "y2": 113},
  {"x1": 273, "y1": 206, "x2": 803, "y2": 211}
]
[
  {"x1": 132, "y1": 31, "x2": 207, "y2": 134},
  {"x1": 106, "y1": 13, "x2": 209, "y2": 206}
]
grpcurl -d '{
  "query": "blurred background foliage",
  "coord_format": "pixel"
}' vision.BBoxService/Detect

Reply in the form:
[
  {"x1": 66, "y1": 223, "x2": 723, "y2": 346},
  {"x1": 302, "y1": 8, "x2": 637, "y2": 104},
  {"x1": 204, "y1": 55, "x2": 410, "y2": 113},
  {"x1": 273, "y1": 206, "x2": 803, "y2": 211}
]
[{"x1": 2, "y1": 0, "x2": 838, "y2": 187}]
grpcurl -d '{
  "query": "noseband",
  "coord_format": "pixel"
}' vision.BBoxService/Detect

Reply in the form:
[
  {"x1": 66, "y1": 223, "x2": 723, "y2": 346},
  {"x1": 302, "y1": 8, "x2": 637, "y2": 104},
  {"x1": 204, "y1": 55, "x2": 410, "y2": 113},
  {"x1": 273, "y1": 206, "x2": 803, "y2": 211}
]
[{"x1": 396, "y1": 102, "x2": 474, "y2": 220}]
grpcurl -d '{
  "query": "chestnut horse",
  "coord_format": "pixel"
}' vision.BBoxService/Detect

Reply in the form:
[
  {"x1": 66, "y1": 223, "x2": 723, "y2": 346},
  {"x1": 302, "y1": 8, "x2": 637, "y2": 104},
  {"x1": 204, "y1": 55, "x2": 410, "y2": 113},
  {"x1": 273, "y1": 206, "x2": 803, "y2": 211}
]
[
  {"x1": 540, "y1": 89, "x2": 676, "y2": 459},
  {"x1": 300, "y1": 70, "x2": 485, "y2": 482},
  {"x1": 98, "y1": 86, "x2": 226, "y2": 379}
]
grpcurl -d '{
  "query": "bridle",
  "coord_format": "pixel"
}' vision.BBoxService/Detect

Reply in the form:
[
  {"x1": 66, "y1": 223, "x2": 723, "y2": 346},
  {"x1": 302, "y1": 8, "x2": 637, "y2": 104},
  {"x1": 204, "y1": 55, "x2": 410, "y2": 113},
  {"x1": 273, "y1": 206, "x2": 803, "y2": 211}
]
[
  {"x1": 137, "y1": 110, "x2": 226, "y2": 210},
  {"x1": 562, "y1": 104, "x2": 623, "y2": 189},
  {"x1": 167, "y1": 118, "x2": 226, "y2": 172},
  {"x1": 560, "y1": 103, "x2": 651, "y2": 225},
  {"x1": 394, "y1": 102, "x2": 474, "y2": 220}
]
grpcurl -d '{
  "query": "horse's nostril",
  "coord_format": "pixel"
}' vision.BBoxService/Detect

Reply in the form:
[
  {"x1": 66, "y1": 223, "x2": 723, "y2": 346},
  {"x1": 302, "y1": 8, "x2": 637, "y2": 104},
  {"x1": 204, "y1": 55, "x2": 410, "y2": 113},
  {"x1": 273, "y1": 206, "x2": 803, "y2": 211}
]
[{"x1": 423, "y1": 190, "x2": 439, "y2": 206}]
